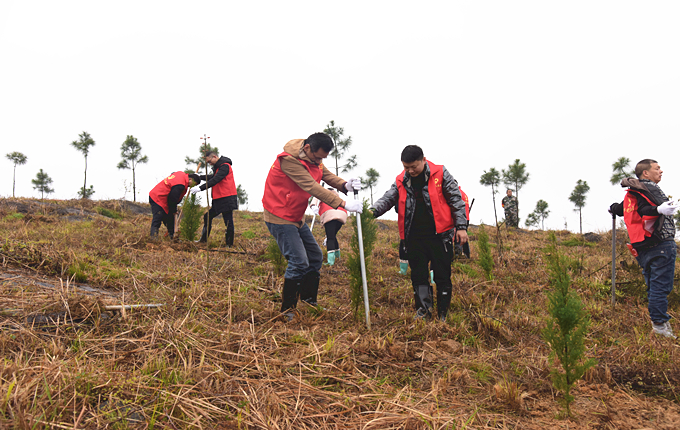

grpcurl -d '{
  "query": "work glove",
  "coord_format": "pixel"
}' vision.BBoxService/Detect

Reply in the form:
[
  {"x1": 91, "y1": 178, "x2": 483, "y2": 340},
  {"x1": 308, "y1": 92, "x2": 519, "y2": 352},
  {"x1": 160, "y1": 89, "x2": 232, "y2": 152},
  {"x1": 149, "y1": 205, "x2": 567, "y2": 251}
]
[
  {"x1": 344, "y1": 178, "x2": 362, "y2": 193},
  {"x1": 310, "y1": 205, "x2": 319, "y2": 216},
  {"x1": 657, "y1": 201, "x2": 679, "y2": 216},
  {"x1": 190, "y1": 186, "x2": 202, "y2": 195},
  {"x1": 344, "y1": 200, "x2": 363, "y2": 213}
]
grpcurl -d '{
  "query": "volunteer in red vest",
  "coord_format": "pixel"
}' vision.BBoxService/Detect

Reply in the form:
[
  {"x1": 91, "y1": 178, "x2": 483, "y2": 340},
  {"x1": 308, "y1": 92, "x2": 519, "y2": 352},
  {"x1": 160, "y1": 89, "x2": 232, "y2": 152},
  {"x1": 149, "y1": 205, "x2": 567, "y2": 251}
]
[
  {"x1": 370, "y1": 145, "x2": 468, "y2": 322},
  {"x1": 262, "y1": 132, "x2": 362, "y2": 321},
  {"x1": 190, "y1": 151, "x2": 238, "y2": 247},
  {"x1": 609, "y1": 159, "x2": 679, "y2": 339},
  {"x1": 310, "y1": 187, "x2": 348, "y2": 266},
  {"x1": 149, "y1": 172, "x2": 200, "y2": 239}
]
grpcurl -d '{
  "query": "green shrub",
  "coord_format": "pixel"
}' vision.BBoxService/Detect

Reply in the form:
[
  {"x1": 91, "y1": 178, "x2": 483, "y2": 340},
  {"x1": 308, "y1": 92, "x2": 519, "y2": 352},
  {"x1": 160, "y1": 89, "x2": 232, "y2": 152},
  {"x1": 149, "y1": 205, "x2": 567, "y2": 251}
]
[
  {"x1": 543, "y1": 233, "x2": 596, "y2": 417},
  {"x1": 266, "y1": 237, "x2": 286, "y2": 276},
  {"x1": 4, "y1": 213, "x2": 24, "y2": 221},
  {"x1": 179, "y1": 194, "x2": 202, "y2": 241},
  {"x1": 242, "y1": 230, "x2": 257, "y2": 239},
  {"x1": 95, "y1": 206, "x2": 122, "y2": 220},
  {"x1": 477, "y1": 226, "x2": 494, "y2": 280}
]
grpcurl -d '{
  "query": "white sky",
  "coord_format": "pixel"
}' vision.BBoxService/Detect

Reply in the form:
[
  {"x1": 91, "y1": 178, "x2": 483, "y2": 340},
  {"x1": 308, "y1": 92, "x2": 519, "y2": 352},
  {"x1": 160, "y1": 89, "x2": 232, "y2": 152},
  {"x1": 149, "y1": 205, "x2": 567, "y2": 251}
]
[{"x1": 1, "y1": 1, "x2": 679, "y2": 233}]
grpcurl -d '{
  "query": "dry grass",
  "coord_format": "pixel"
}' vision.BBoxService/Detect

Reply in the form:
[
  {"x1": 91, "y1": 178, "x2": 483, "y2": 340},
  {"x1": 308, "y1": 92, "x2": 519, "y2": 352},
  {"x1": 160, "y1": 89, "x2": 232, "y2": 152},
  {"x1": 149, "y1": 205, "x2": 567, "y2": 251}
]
[{"x1": 0, "y1": 197, "x2": 679, "y2": 429}]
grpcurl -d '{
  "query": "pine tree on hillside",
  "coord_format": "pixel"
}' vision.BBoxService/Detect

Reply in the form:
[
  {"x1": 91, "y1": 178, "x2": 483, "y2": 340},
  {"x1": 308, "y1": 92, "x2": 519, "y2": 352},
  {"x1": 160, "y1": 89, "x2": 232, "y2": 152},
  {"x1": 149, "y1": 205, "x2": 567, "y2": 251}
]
[
  {"x1": 569, "y1": 180, "x2": 590, "y2": 234},
  {"x1": 179, "y1": 194, "x2": 202, "y2": 241},
  {"x1": 71, "y1": 131, "x2": 96, "y2": 199},
  {"x1": 610, "y1": 157, "x2": 634, "y2": 185},
  {"x1": 117, "y1": 135, "x2": 148, "y2": 202},
  {"x1": 32, "y1": 169, "x2": 54, "y2": 201},
  {"x1": 6, "y1": 151, "x2": 28, "y2": 198}
]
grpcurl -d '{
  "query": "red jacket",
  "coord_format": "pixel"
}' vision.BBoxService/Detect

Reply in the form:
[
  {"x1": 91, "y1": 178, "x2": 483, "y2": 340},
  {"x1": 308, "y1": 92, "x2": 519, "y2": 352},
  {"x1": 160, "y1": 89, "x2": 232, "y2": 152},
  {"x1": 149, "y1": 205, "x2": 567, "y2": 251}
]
[
  {"x1": 262, "y1": 152, "x2": 324, "y2": 222},
  {"x1": 149, "y1": 171, "x2": 189, "y2": 214},
  {"x1": 396, "y1": 161, "x2": 455, "y2": 240}
]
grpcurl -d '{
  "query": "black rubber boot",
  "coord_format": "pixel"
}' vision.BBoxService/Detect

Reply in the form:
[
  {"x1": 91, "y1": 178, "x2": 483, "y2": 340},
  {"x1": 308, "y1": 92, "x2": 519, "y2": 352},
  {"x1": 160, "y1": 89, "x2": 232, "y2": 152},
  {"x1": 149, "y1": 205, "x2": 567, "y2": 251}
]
[
  {"x1": 281, "y1": 278, "x2": 302, "y2": 317},
  {"x1": 414, "y1": 284, "x2": 433, "y2": 312},
  {"x1": 437, "y1": 288, "x2": 452, "y2": 322},
  {"x1": 150, "y1": 226, "x2": 159, "y2": 238},
  {"x1": 300, "y1": 271, "x2": 320, "y2": 306},
  {"x1": 225, "y1": 230, "x2": 234, "y2": 247}
]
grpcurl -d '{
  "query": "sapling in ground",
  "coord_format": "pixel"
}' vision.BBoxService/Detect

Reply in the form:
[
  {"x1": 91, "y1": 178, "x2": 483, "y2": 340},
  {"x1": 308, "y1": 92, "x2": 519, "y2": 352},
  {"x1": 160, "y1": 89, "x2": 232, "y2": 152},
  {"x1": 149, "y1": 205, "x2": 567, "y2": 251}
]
[
  {"x1": 477, "y1": 225, "x2": 494, "y2": 280},
  {"x1": 266, "y1": 237, "x2": 286, "y2": 277},
  {"x1": 179, "y1": 194, "x2": 202, "y2": 241},
  {"x1": 543, "y1": 233, "x2": 596, "y2": 417}
]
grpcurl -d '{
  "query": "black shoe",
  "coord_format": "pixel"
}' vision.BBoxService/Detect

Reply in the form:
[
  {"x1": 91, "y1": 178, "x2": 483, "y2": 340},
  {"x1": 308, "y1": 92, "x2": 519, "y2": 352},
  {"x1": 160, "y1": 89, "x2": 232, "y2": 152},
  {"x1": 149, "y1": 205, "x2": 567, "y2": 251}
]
[
  {"x1": 225, "y1": 230, "x2": 234, "y2": 247},
  {"x1": 414, "y1": 307, "x2": 432, "y2": 320}
]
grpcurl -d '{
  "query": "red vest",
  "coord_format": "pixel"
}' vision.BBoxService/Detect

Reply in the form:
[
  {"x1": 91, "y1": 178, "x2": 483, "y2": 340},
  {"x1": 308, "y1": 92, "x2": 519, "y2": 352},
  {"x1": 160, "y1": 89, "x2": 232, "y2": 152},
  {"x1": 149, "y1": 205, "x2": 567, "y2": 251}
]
[
  {"x1": 623, "y1": 189, "x2": 659, "y2": 244},
  {"x1": 149, "y1": 171, "x2": 189, "y2": 214},
  {"x1": 262, "y1": 152, "x2": 324, "y2": 222},
  {"x1": 396, "y1": 161, "x2": 455, "y2": 240},
  {"x1": 211, "y1": 161, "x2": 237, "y2": 199}
]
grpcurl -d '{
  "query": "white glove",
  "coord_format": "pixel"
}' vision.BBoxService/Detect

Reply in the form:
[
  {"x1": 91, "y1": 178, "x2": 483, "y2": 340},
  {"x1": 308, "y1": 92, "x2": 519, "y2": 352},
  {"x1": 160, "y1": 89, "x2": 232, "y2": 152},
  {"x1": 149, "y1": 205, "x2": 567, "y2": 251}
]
[
  {"x1": 344, "y1": 200, "x2": 363, "y2": 213},
  {"x1": 190, "y1": 186, "x2": 202, "y2": 195},
  {"x1": 657, "y1": 201, "x2": 679, "y2": 216},
  {"x1": 344, "y1": 178, "x2": 362, "y2": 193},
  {"x1": 310, "y1": 205, "x2": 319, "y2": 216}
]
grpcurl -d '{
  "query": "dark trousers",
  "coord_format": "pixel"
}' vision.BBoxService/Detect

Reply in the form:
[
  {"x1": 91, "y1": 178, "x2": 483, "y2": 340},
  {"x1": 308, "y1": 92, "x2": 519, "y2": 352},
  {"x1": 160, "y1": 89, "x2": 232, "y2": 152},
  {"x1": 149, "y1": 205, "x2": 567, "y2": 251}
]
[
  {"x1": 203, "y1": 207, "x2": 234, "y2": 236},
  {"x1": 636, "y1": 240, "x2": 676, "y2": 324},
  {"x1": 149, "y1": 197, "x2": 175, "y2": 237},
  {"x1": 407, "y1": 236, "x2": 453, "y2": 311},
  {"x1": 324, "y1": 220, "x2": 343, "y2": 250}
]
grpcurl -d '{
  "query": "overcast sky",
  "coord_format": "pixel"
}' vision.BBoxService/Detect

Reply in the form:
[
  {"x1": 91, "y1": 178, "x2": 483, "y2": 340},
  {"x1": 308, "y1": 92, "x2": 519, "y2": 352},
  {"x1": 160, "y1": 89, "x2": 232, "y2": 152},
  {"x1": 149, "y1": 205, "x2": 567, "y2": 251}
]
[{"x1": 2, "y1": 1, "x2": 679, "y2": 232}]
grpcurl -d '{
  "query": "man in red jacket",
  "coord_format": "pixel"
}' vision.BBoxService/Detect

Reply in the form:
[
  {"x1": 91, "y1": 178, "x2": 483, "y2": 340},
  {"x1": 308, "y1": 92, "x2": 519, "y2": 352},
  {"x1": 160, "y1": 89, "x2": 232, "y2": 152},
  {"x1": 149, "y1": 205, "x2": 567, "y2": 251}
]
[
  {"x1": 371, "y1": 145, "x2": 468, "y2": 322},
  {"x1": 190, "y1": 151, "x2": 238, "y2": 246},
  {"x1": 149, "y1": 172, "x2": 200, "y2": 239},
  {"x1": 609, "y1": 159, "x2": 679, "y2": 338},
  {"x1": 262, "y1": 132, "x2": 363, "y2": 320}
]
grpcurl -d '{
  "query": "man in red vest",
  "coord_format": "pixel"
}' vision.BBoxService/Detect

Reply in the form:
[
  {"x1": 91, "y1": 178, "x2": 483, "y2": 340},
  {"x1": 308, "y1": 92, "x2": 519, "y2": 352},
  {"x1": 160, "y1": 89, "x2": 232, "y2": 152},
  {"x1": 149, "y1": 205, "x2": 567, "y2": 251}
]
[
  {"x1": 262, "y1": 132, "x2": 363, "y2": 321},
  {"x1": 610, "y1": 159, "x2": 679, "y2": 339},
  {"x1": 371, "y1": 145, "x2": 468, "y2": 321},
  {"x1": 190, "y1": 151, "x2": 238, "y2": 246},
  {"x1": 149, "y1": 172, "x2": 200, "y2": 239}
]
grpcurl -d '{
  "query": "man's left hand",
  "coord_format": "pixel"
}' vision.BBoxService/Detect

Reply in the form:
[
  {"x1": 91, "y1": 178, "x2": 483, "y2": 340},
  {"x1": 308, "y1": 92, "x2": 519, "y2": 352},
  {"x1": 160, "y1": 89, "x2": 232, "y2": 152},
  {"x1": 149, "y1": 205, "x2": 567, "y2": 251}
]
[
  {"x1": 455, "y1": 229, "x2": 468, "y2": 244},
  {"x1": 190, "y1": 186, "x2": 202, "y2": 195}
]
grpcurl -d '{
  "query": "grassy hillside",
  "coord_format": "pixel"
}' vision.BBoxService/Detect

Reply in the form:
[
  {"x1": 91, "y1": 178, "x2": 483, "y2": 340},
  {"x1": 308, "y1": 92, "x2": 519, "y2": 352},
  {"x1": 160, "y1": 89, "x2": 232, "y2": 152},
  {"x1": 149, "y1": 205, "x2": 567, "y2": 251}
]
[{"x1": 0, "y1": 198, "x2": 679, "y2": 429}]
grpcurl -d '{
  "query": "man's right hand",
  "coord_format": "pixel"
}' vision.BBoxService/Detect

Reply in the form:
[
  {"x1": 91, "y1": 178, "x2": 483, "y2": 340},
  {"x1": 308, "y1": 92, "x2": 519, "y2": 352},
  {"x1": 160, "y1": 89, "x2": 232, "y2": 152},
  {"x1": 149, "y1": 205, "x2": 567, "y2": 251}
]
[
  {"x1": 344, "y1": 200, "x2": 363, "y2": 213},
  {"x1": 190, "y1": 186, "x2": 201, "y2": 195},
  {"x1": 658, "y1": 201, "x2": 679, "y2": 216}
]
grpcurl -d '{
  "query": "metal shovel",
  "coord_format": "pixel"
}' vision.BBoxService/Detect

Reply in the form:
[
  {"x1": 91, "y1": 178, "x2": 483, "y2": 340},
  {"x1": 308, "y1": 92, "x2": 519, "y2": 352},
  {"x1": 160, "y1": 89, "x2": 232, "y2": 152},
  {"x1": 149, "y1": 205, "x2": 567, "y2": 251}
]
[{"x1": 354, "y1": 190, "x2": 371, "y2": 329}]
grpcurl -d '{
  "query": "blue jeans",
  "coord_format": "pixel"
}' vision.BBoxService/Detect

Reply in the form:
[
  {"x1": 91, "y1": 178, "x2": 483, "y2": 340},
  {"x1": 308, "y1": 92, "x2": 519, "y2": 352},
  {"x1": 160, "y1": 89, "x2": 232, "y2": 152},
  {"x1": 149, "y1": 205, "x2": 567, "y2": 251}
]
[
  {"x1": 266, "y1": 222, "x2": 322, "y2": 279},
  {"x1": 635, "y1": 240, "x2": 676, "y2": 324}
]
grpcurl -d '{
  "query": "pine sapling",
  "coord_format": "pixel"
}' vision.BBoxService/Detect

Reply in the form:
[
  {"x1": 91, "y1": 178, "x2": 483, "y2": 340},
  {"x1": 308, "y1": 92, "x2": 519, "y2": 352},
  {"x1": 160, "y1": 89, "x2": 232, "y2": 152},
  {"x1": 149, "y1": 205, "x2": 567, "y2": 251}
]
[
  {"x1": 543, "y1": 233, "x2": 596, "y2": 417},
  {"x1": 266, "y1": 237, "x2": 287, "y2": 277},
  {"x1": 477, "y1": 225, "x2": 494, "y2": 280},
  {"x1": 347, "y1": 200, "x2": 377, "y2": 319},
  {"x1": 179, "y1": 193, "x2": 203, "y2": 241}
]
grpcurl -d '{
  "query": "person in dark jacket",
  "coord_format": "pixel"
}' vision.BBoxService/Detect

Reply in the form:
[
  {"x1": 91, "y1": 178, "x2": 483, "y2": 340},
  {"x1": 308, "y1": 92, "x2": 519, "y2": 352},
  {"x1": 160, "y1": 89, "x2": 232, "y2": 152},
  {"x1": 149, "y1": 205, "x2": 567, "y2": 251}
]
[
  {"x1": 371, "y1": 145, "x2": 468, "y2": 321},
  {"x1": 149, "y1": 172, "x2": 200, "y2": 239},
  {"x1": 610, "y1": 159, "x2": 679, "y2": 339},
  {"x1": 190, "y1": 151, "x2": 238, "y2": 246}
]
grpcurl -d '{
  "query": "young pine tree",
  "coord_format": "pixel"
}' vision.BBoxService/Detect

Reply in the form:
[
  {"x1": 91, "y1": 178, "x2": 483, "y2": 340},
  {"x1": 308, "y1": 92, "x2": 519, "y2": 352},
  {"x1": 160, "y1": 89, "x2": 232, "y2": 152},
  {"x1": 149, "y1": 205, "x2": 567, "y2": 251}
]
[
  {"x1": 179, "y1": 194, "x2": 203, "y2": 241},
  {"x1": 477, "y1": 225, "x2": 494, "y2": 280},
  {"x1": 543, "y1": 234, "x2": 596, "y2": 417},
  {"x1": 347, "y1": 200, "x2": 377, "y2": 319}
]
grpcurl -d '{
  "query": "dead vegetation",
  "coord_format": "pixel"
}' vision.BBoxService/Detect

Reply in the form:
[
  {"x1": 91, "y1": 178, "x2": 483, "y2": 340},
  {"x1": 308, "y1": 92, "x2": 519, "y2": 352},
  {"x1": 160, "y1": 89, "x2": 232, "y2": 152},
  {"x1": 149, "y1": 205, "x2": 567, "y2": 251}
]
[{"x1": 0, "y1": 197, "x2": 679, "y2": 429}]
